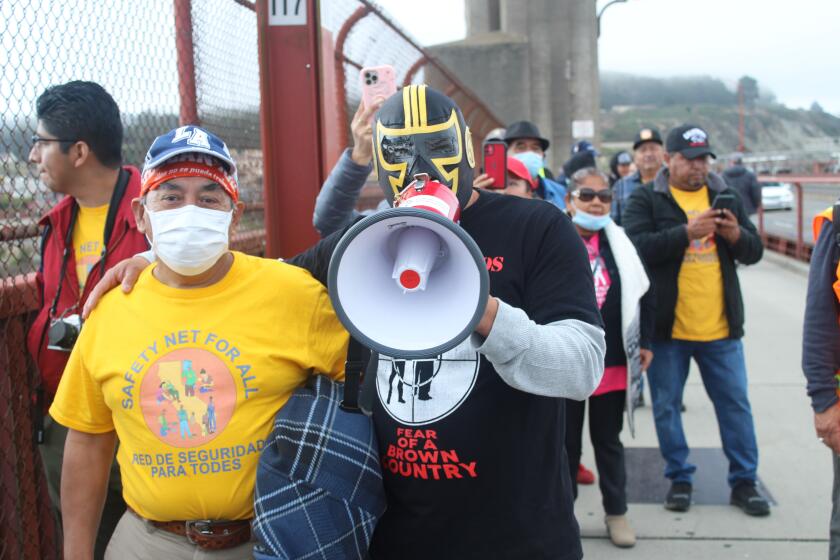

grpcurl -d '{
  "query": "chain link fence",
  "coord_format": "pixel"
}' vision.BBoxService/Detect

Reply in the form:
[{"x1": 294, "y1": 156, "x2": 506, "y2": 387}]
[{"x1": 0, "y1": 1, "x2": 262, "y2": 558}]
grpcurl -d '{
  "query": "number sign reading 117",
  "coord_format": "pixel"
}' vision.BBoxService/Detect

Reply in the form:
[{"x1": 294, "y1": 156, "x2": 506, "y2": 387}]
[{"x1": 269, "y1": 0, "x2": 307, "y2": 26}]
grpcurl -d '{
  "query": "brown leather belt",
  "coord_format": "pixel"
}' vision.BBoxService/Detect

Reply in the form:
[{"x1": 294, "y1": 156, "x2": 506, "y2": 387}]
[{"x1": 128, "y1": 506, "x2": 252, "y2": 550}]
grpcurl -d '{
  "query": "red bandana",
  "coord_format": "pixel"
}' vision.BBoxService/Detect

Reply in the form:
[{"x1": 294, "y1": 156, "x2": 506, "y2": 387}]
[{"x1": 141, "y1": 162, "x2": 239, "y2": 202}]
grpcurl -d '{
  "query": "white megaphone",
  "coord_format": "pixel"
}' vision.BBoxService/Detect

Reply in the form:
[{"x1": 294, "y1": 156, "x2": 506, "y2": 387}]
[{"x1": 328, "y1": 174, "x2": 489, "y2": 359}]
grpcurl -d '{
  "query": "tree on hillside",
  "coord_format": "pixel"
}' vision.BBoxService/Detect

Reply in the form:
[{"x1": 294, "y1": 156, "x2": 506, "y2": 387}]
[
  {"x1": 810, "y1": 101, "x2": 825, "y2": 113},
  {"x1": 738, "y1": 76, "x2": 759, "y2": 108}
]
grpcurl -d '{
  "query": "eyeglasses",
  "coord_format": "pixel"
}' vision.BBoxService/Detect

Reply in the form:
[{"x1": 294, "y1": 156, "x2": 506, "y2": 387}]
[
  {"x1": 572, "y1": 188, "x2": 613, "y2": 203},
  {"x1": 31, "y1": 135, "x2": 76, "y2": 148}
]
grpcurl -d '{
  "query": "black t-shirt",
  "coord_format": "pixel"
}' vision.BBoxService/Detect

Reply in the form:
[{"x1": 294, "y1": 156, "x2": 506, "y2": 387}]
[
  {"x1": 366, "y1": 191, "x2": 600, "y2": 560},
  {"x1": 288, "y1": 190, "x2": 602, "y2": 559}
]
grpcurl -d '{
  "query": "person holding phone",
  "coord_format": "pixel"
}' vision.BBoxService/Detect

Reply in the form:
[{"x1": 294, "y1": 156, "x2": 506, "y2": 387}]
[
  {"x1": 563, "y1": 167, "x2": 654, "y2": 548},
  {"x1": 477, "y1": 154, "x2": 535, "y2": 199},
  {"x1": 500, "y1": 156, "x2": 537, "y2": 198},
  {"x1": 623, "y1": 124, "x2": 769, "y2": 517}
]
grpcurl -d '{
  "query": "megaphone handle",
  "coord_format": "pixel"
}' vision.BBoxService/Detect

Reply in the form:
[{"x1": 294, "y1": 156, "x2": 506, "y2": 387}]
[{"x1": 359, "y1": 350, "x2": 379, "y2": 416}]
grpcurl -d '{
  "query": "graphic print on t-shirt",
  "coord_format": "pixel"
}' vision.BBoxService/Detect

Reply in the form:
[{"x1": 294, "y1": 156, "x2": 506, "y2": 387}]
[
  {"x1": 684, "y1": 209, "x2": 717, "y2": 263},
  {"x1": 582, "y1": 233, "x2": 611, "y2": 309},
  {"x1": 73, "y1": 203, "x2": 108, "y2": 291},
  {"x1": 376, "y1": 339, "x2": 479, "y2": 426},
  {"x1": 139, "y1": 347, "x2": 237, "y2": 448}
]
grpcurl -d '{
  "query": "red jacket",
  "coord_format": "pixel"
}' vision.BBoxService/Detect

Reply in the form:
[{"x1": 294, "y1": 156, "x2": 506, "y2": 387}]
[{"x1": 27, "y1": 165, "x2": 149, "y2": 403}]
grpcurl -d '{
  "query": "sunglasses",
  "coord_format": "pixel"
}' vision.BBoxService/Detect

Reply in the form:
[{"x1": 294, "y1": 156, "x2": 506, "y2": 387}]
[{"x1": 573, "y1": 188, "x2": 613, "y2": 203}]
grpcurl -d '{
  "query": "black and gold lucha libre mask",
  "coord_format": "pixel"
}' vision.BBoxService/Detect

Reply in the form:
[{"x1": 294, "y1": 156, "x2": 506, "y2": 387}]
[{"x1": 373, "y1": 85, "x2": 476, "y2": 209}]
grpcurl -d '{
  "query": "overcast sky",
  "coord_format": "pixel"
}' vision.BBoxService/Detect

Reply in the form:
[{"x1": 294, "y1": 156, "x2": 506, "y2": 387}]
[{"x1": 376, "y1": 0, "x2": 840, "y2": 114}]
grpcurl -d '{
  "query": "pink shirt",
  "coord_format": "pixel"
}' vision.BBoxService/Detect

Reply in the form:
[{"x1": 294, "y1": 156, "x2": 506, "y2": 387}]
[{"x1": 582, "y1": 233, "x2": 627, "y2": 396}]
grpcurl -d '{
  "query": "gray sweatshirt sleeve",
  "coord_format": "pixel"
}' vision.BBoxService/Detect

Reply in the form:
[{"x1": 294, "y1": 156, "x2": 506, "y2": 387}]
[
  {"x1": 471, "y1": 299, "x2": 606, "y2": 400},
  {"x1": 313, "y1": 148, "x2": 373, "y2": 237}
]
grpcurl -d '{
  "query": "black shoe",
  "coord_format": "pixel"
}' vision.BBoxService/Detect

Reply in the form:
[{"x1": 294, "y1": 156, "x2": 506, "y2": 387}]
[
  {"x1": 664, "y1": 482, "x2": 692, "y2": 512},
  {"x1": 633, "y1": 393, "x2": 645, "y2": 408},
  {"x1": 730, "y1": 482, "x2": 770, "y2": 517}
]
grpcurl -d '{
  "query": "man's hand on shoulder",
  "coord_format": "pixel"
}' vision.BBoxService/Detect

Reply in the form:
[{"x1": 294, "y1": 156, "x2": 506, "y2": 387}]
[
  {"x1": 82, "y1": 255, "x2": 152, "y2": 319},
  {"x1": 815, "y1": 402, "x2": 840, "y2": 454}
]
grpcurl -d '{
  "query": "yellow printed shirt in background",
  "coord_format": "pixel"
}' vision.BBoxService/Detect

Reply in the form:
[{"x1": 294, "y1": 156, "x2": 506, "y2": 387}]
[
  {"x1": 49, "y1": 252, "x2": 349, "y2": 521},
  {"x1": 72, "y1": 203, "x2": 109, "y2": 291},
  {"x1": 669, "y1": 186, "x2": 730, "y2": 341}
]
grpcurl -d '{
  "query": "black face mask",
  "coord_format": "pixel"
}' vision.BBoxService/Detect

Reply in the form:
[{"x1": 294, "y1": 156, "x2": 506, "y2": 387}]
[{"x1": 373, "y1": 85, "x2": 476, "y2": 209}]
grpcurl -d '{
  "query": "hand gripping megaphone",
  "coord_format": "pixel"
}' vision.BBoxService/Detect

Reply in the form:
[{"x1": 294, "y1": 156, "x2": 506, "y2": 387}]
[{"x1": 328, "y1": 174, "x2": 489, "y2": 359}]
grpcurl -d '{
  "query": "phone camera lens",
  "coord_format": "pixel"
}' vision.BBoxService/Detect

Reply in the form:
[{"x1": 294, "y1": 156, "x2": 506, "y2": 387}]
[
  {"x1": 365, "y1": 79, "x2": 372, "y2": 85},
  {"x1": 371, "y1": 75, "x2": 378, "y2": 82},
  {"x1": 364, "y1": 72, "x2": 371, "y2": 79}
]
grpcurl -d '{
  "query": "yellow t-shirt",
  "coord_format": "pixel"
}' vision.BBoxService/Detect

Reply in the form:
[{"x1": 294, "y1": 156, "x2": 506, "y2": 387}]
[
  {"x1": 50, "y1": 252, "x2": 349, "y2": 521},
  {"x1": 72, "y1": 203, "x2": 109, "y2": 291},
  {"x1": 669, "y1": 186, "x2": 729, "y2": 341}
]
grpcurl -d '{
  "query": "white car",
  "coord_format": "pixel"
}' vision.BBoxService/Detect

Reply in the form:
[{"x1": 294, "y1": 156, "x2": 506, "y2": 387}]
[{"x1": 761, "y1": 182, "x2": 794, "y2": 211}]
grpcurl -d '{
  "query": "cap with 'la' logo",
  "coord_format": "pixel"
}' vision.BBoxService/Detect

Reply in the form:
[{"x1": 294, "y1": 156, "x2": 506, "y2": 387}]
[
  {"x1": 143, "y1": 125, "x2": 236, "y2": 174},
  {"x1": 665, "y1": 124, "x2": 716, "y2": 160}
]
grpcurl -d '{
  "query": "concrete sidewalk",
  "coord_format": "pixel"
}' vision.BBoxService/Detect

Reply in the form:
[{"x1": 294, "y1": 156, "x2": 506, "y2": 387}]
[{"x1": 576, "y1": 252, "x2": 832, "y2": 559}]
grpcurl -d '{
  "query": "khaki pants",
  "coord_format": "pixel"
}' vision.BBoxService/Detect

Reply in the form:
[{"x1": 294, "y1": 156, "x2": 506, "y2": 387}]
[
  {"x1": 105, "y1": 511, "x2": 254, "y2": 560},
  {"x1": 39, "y1": 414, "x2": 125, "y2": 560}
]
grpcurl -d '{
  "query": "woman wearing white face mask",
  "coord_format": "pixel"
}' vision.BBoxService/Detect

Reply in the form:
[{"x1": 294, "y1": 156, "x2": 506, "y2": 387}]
[{"x1": 563, "y1": 167, "x2": 656, "y2": 549}]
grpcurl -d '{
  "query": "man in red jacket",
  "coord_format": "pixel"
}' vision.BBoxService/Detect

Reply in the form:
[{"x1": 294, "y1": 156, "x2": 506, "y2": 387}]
[{"x1": 26, "y1": 81, "x2": 149, "y2": 559}]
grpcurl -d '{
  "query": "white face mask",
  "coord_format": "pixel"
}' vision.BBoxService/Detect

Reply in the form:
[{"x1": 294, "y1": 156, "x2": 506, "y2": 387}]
[{"x1": 145, "y1": 204, "x2": 233, "y2": 276}]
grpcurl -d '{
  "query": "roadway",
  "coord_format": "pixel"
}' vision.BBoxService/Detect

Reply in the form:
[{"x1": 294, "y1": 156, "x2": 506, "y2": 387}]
[
  {"x1": 757, "y1": 183, "x2": 839, "y2": 242},
  {"x1": 576, "y1": 252, "x2": 830, "y2": 559}
]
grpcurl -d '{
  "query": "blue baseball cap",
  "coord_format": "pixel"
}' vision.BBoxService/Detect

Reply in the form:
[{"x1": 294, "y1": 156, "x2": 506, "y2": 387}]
[
  {"x1": 571, "y1": 140, "x2": 597, "y2": 156},
  {"x1": 143, "y1": 125, "x2": 236, "y2": 174}
]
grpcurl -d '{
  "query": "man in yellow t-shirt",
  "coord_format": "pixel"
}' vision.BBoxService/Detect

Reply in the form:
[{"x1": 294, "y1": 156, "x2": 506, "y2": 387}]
[
  {"x1": 623, "y1": 124, "x2": 769, "y2": 518},
  {"x1": 50, "y1": 127, "x2": 348, "y2": 559}
]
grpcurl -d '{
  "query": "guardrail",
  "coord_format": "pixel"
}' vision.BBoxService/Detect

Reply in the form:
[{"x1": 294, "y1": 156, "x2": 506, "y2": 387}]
[{"x1": 756, "y1": 174, "x2": 840, "y2": 263}]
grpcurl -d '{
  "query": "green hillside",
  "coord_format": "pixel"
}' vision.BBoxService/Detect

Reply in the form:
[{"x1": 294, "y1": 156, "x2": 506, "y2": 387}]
[
  {"x1": 601, "y1": 104, "x2": 840, "y2": 154},
  {"x1": 599, "y1": 73, "x2": 840, "y2": 156}
]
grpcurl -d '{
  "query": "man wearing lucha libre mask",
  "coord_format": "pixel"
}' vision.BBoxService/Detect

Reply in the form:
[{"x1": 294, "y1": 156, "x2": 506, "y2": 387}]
[
  {"x1": 295, "y1": 85, "x2": 606, "y2": 560},
  {"x1": 86, "y1": 85, "x2": 606, "y2": 560}
]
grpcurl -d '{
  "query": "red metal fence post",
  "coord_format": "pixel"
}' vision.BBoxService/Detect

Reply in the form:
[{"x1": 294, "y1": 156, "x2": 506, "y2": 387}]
[
  {"x1": 795, "y1": 182, "x2": 804, "y2": 260},
  {"x1": 174, "y1": 0, "x2": 199, "y2": 126},
  {"x1": 256, "y1": 0, "x2": 324, "y2": 258}
]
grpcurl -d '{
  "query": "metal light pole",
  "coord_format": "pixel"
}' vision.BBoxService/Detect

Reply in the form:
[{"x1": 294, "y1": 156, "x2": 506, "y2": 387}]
[
  {"x1": 738, "y1": 81, "x2": 746, "y2": 152},
  {"x1": 597, "y1": 0, "x2": 628, "y2": 38}
]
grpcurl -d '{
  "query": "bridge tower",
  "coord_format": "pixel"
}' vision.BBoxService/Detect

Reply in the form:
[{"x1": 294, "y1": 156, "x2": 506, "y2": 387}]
[{"x1": 428, "y1": 0, "x2": 600, "y2": 170}]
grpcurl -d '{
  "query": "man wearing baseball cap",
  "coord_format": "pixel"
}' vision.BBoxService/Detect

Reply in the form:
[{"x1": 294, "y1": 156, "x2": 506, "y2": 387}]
[
  {"x1": 499, "y1": 155, "x2": 537, "y2": 198},
  {"x1": 612, "y1": 127, "x2": 665, "y2": 224},
  {"x1": 623, "y1": 124, "x2": 769, "y2": 516},
  {"x1": 50, "y1": 125, "x2": 349, "y2": 558}
]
